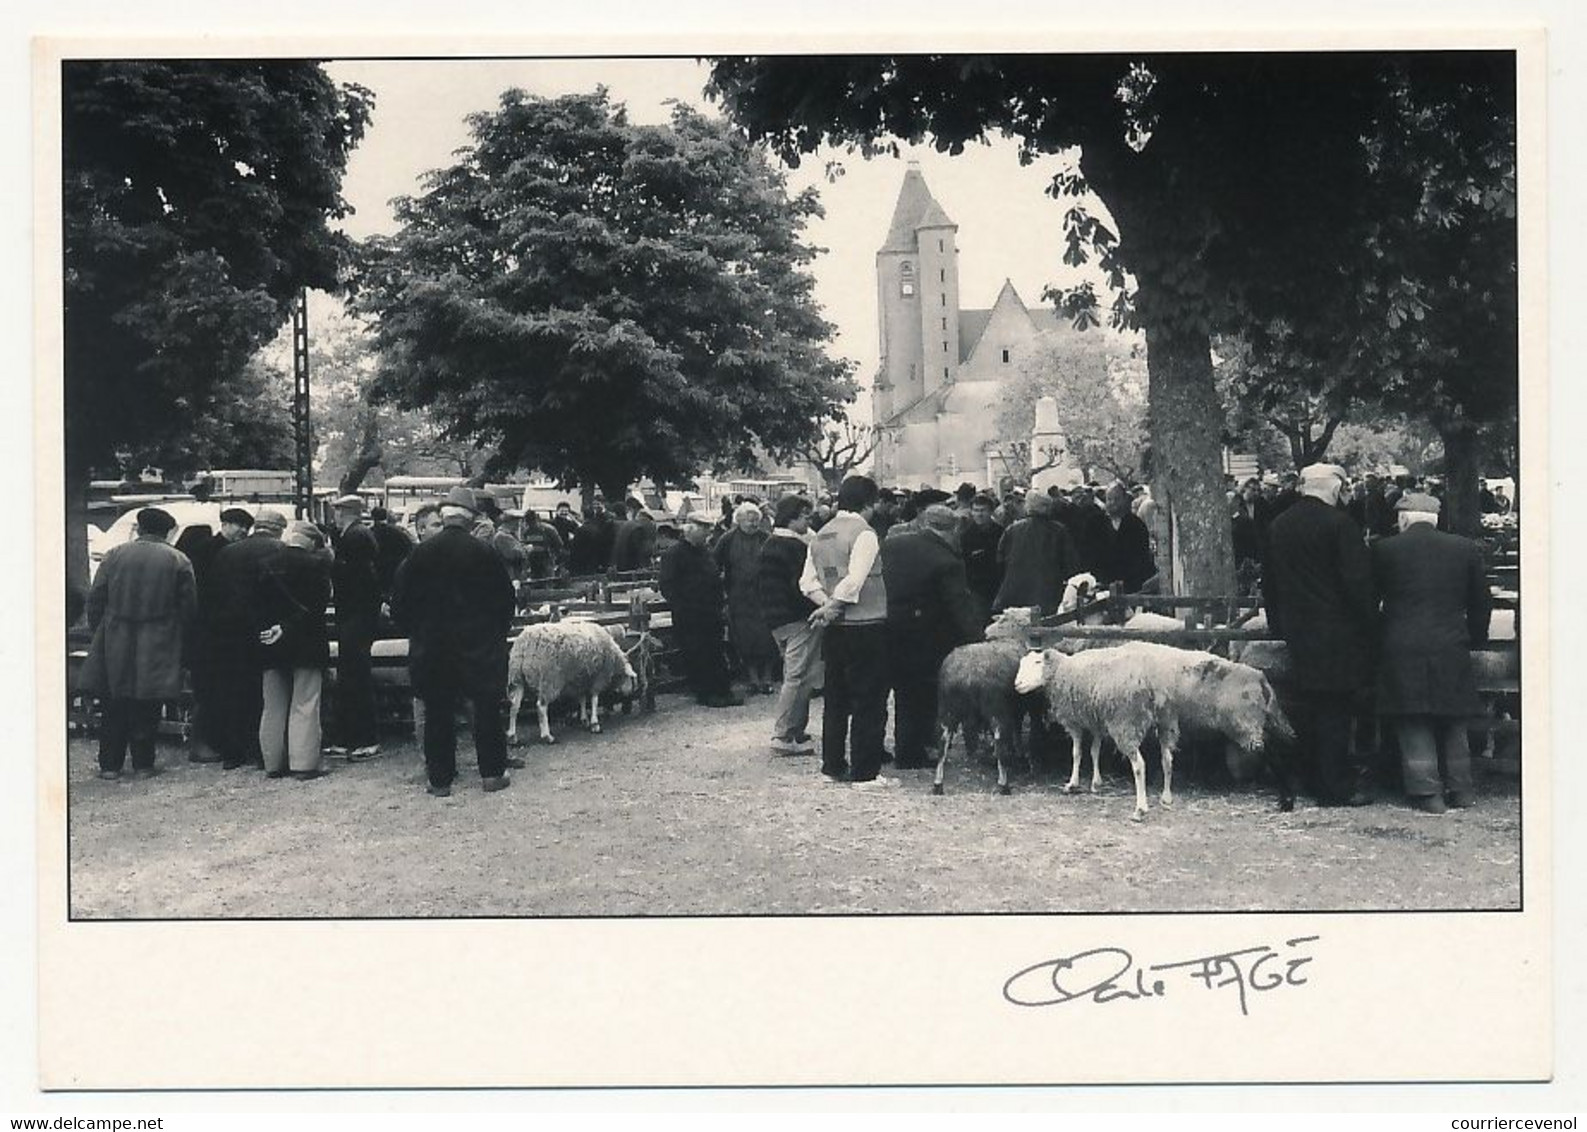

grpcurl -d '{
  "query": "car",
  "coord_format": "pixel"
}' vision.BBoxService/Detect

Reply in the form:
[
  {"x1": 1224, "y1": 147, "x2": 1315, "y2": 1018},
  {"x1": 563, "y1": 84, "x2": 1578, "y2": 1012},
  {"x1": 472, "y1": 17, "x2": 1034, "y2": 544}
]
[{"x1": 90, "y1": 501, "x2": 263, "y2": 580}]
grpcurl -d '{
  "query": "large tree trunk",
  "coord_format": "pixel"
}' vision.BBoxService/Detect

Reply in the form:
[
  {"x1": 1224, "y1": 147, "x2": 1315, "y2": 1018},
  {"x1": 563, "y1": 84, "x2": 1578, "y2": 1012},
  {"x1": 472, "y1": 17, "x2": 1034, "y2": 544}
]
[
  {"x1": 65, "y1": 452, "x2": 92, "y2": 627},
  {"x1": 1438, "y1": 418, "x2": 1483, "y2": 538},
  {"x1": 1141, "y1": 313, "x2": 1236, "y2": 597},
  {"x1": 337, "y1": 407, "x2": 382, "y2": 495}
]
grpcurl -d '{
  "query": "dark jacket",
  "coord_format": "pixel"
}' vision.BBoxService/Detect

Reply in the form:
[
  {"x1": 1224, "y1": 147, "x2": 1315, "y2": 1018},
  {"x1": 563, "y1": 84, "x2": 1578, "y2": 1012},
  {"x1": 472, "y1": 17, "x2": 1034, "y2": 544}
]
[
  {"x1": 567, "y1": 513, "x2": 617, "y2": 575},
  {"x1": 1264, "y1": 496, "x2": 1377, "y2": 691},
  {"x1": 756, "y1": 531, "x2": 817, "y2": 632},
  {"x1": 959, "y1": 517, "x2": 1005, "y2": 610},
  {"x1": 658, "y1": 540, "x2": 724, "y2": 626},
  {"x1": 610, "y1": 519, "x2": 658, "y2": 572},
  {"x1": 1231, "y1": 497, "x2": 1268, "y2": 564},
  {"x1": 256, "y1": 545, "x2": 332, "y2": 670},
  {"x1": 208, "y1": 533, "x2": 286, "y2": 640},
  {"x1": 81, "y1": 535, "x2": 197, "y2": 700},
  {"x1": 994, "y1": 515, "x2": 1080, "y2": 615},
  {"x1": 1065, "y1": 503, "x2": 1108, "y2": 577},
  {"x1": 390, "y1": 524, "x2": 516, "y2": 695},
  {"x1": 370, "y1": 521, "x2": 414, "y2": 599},
  {"x1": 881, "y1": 528, "x2": 984, "y2": 656},
  {"x1": 1095, "y1": 511, "x2": 1157, "y2": 593},
  {"x1": 518, "y1": 519, "x2": 566, "y2": 579},
  {"x1": 1370, "y1": 523, "x2": 1492, "y2": 715},
  {"x1": 331, "y1": 522, "x2": 382, "y2": 638}
]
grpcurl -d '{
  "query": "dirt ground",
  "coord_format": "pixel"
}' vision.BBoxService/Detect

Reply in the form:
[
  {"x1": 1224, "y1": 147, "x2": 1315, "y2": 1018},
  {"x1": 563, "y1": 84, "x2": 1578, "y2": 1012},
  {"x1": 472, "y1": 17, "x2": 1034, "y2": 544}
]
[{"x1": 65, "y1": 691, "x2": 1522, "y2": 918}]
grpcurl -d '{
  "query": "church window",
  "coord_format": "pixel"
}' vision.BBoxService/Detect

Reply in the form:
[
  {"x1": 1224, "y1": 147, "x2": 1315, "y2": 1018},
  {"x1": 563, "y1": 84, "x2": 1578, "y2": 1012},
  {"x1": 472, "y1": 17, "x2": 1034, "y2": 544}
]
[
  {"x1": 1002, "y1": 348, "x2": 1011, "y2": 364},
  {"x1": 943, "y1": 341, "x2": 949, "y2": 353},
  {"x1": 943, "y1": 366, "x2": 950, "y2": 379},
  {"x1": 938, "y1": 239, "x2": 944, "y2": 252},
  {"x1": 941, "y1": 317, "x2": 947, "y2": 330},
  {"x1": 939, "y1": 268, "x2": 945, "y2": 282},
  {"x1": 940, "y1": 293, "x2": 946, "y2": 307}
]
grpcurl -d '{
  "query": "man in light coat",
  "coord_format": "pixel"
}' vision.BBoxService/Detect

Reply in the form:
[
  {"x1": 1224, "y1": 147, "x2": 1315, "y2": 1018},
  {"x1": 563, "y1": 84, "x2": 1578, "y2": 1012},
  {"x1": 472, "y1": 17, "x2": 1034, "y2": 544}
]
[{"x1": 81, "y1": 507, "x2": 196, "y2": 780}]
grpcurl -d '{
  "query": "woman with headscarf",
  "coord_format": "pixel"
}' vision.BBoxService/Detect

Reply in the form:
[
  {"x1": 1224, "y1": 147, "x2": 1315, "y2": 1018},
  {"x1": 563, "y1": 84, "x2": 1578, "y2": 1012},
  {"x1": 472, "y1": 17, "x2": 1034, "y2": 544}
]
[{"x1": 714, "y1": 501, "x2": 779, "y2": 693}]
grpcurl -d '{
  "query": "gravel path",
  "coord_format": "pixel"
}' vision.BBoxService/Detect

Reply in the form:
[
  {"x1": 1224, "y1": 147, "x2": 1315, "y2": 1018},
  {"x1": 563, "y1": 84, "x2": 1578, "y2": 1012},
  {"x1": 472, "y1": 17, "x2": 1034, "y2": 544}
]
[{"x1": 65, "y1": 692, "x2": 1523, "y2": 918}]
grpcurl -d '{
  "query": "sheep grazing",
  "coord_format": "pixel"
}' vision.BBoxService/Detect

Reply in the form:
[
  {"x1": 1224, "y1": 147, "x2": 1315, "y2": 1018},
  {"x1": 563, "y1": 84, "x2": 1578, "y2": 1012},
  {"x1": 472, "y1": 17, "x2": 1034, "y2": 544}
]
[
  {"x1": 601, "y1": 624, "x2": 661, "y2": 715},
  {"x1": 506, "y1": 619, "x2": 638, "y2": 745},
  {"x1": 930, "y1": 607, "x2": 1037, "y2": 797},
  {"x1": 1015, "y1": 641, "x2": 1296, "y2": 819}
]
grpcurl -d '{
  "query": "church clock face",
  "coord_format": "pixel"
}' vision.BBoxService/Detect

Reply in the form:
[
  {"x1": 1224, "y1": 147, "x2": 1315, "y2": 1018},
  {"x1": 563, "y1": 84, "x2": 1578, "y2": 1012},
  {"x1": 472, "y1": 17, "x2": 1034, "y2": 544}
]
[{"x1": 901, "y1": 282, "x2": 915, "y2": 296}]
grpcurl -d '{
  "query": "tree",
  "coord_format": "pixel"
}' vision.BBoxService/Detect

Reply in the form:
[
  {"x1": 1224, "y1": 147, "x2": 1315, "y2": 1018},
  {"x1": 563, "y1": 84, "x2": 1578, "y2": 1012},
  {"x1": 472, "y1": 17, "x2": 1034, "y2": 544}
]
[
  {"x1": 996, "y1": 332, "x2": 1147, "y2": 482},
  {"x1": 787, "y1": 417, "x2": 878, "y2": 491},
  {"x1": 707, "y1": 52, "x2": 1513, "y2": 590},
  {"x1": 63, "y1": 61, "x2": 372, "y2": 588},
  {"x1": 355, "y1": 88, "x2": 855, "y2": 507},
  {"x1": 1213, "y1": 330, "x2": 1352, "y2": 471}
]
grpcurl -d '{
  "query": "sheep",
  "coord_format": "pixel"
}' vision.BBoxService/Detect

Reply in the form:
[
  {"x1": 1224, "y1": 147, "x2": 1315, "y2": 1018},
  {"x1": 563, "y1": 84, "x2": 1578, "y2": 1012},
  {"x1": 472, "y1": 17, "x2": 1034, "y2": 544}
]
[
  {"x1": 506, "y1": 619, "x2": 638, "y2": 745},
  {"x1": 601, "y1": 624, "x2": 661, "y2": 715},
  {"x1": 1015, "y1": 641, "x2": 1296, "y2": 819},
  {"x1": 929, "y1": 607, "x2": 1038, "y2": 797}
]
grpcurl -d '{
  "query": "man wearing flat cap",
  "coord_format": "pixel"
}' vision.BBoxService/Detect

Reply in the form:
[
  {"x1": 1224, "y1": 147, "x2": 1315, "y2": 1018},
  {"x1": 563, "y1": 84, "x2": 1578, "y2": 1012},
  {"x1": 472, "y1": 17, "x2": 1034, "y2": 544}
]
[
  {"x1": 1370, "y1": 492, "x2": 1492, "y2": 813},
  {"x1": 329, "y1": 494, "x2": 383, "y2": 760},
  {"x1": 207, "y1": 508, "x2": 289, "y2": 769},
  {"x1": 81, "y1": 508, "x2": 196, "y2": 780},
  {"x1": 391, "y1": 486, "x2": 518, "y2": 796},
  {"x1": 1264, "y1": 463, "x2": 1377, "y2": 806}
]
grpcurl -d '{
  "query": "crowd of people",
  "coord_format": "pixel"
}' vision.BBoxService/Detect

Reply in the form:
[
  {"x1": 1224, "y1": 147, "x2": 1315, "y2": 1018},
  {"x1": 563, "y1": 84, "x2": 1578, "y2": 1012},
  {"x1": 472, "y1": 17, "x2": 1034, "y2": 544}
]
[{"x1": 79, "y1": 461, "x2": 1501, "y2": 813}]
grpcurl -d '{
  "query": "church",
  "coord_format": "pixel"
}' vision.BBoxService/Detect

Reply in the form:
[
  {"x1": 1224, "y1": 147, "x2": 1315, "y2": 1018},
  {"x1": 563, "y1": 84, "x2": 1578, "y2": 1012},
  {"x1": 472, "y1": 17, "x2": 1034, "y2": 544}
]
[{"x1": 870, "y1": 162, "x2": 1081, "y2": 490}]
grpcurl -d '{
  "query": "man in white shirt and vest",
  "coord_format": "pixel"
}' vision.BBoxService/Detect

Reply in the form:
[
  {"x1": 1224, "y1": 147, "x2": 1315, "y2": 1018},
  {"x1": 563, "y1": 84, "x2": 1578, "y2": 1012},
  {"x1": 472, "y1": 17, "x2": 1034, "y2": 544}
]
[{"x1": 803, "y1": 474, "x2": 896, "y2": 789}]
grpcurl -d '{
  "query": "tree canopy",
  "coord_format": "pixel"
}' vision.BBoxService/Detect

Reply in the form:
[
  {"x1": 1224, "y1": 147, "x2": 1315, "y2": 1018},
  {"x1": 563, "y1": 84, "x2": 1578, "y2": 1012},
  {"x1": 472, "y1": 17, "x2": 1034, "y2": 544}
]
[
  {"x1": 355, "y1": 88, "x2": 855, "y2": 502},
  {"x1": 708, "y1": 51, "x2": 1518, "y2": 581},
  {"x1": 996, "y1": 331, "x2": 1147, "y2": 483},
  {"x1": 63, "y1": 61, "x2": 373, "y2": 478}
]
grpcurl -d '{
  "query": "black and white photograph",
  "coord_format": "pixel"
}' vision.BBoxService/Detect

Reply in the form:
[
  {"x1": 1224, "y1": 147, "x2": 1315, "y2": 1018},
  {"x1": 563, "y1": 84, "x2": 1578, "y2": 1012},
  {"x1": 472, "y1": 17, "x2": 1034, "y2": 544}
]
[
  {"x1": 55, "y1": 49, "x2": 1527, "y2": 920},
  {"x1": 24, "y1": 15, "x2": 1564, "y2": 1098}
]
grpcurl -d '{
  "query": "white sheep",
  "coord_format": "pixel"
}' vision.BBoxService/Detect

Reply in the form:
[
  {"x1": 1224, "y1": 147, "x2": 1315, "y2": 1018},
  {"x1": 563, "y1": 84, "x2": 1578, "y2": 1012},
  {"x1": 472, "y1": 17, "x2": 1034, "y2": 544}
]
[
  {"x1": 1015, "y1": 641, "x2": 1295, "y2": 819},
  {"x1": 506, "y1": 619, "x2": 638, "y2": 745},
  {"x1": 930, "y1": 607, "x2": 1038, "y2": 797}
]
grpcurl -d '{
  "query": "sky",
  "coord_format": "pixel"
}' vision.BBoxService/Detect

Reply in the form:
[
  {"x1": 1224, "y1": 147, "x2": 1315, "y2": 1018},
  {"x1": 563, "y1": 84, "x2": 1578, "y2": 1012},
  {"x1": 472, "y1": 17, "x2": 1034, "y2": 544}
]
[{"x1": 322, "y1": 57, "x2": 1111, "y2": 418}]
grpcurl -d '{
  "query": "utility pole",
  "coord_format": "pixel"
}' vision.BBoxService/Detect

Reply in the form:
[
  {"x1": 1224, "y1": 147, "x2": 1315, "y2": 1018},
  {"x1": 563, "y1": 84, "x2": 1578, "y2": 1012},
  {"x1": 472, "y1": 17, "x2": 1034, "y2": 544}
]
[{"x1": 291, "y1": 287, "x2": 313, "y2": 519}]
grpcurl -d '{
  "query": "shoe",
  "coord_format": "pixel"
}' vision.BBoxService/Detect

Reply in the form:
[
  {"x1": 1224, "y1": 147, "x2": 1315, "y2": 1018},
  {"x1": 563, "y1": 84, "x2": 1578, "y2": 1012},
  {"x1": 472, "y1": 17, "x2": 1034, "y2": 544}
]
[
  {"x1": 820, "y1": 768, "x2": 850, "y2": 785},
  {"x1": 1446, "y1": 791, "x2": 1474, "y2": 809},
  {"x1": 265, "y1": 769, "x2": 288, "y2": 780},
  {"x1": 188, "y1": 751, "x2": 222, "y2": 764},
  {"x1": 850, "y1": 776, "x2": 901, "y2": 792},
  {"x1": 504, "y1": 755, "x2": 527, "y2": 770},
  {"x1": 427, "y1": 782, "x2": 452, "y2": 798},
  {"x1": 323, "y1": 746, "x2": 349, "y2": 758},
  {"x1": 792, "y1": 732, "x2": 813, "y2": 745},
  {"x1": 96, "y1": 769, "x2": 121, "y2": 781},
  {"x1": 291, "y1": 768, "x2": 327, "y2": 781},
  {"x1": 348, "y1": 745, "x2": 382, "y2": 761},
  {"x1": 482, "y1": 775, "x2": 511, "y2": 793},
  {"x1": 1411, "y1": 794, "x2": 1448, "y2": 814},
  {"x1": 770, "y1": 737, "x2": 816, "y2": 755}
]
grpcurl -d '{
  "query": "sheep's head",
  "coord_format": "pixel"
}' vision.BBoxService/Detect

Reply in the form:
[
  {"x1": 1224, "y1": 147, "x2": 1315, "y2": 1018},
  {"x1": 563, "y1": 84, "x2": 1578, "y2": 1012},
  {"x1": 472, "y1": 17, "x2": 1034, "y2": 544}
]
[
  {"x1": 614, "y1": 655, "x2": 639, "y2": 696},
  {"x1": 986, "y1": 606, "x2": 1036, "y2": 641},
  {"x1": 1013, "y1": 649, "x2": 1048, "y2": 694}
]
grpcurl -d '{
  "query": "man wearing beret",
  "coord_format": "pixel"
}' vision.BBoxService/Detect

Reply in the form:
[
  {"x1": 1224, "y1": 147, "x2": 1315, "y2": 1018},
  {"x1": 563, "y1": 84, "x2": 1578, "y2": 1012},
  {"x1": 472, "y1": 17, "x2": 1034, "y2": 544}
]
[
  {"x1": 1370, "y1": 493, "x2": 1492, "y2": 813},
  {"x1": 81, "y1": 508, "x2": 196, "y2": 780},
  {"x1": 207, "y1": 508, "x2": 289, "y2": 769},
  {"x1": 1264, "y1": 463, "x2": 1377, "y2": 806},
  {"x1": 329, "y1": 494, "x2": 383, "y2": 760}
]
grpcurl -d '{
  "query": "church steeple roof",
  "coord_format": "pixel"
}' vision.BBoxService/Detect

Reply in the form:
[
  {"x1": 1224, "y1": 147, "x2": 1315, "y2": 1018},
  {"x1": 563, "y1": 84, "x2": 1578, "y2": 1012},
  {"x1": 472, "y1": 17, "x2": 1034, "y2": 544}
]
[
  {"x1": 879, "y1": 161, "x2": 956, "y2": 253},
  {"x1": 990, "y1": 277, "x2": 1028, "y2": 312}
]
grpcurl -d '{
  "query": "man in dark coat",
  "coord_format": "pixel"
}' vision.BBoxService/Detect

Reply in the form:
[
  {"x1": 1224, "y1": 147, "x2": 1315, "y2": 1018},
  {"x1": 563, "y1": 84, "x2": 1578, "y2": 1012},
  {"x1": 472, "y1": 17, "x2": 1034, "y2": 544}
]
[
  {"x1": 1370, "y1": 493, "x2": 1492, "y2": 813},
  {"x1": 567, "y1": 498, "x2": 617, "y2": 575},
  {"x1": 82, "y1": 507, "x2": 196, "y2": 780},
  {"x1": 993, "y1": 491, "x2": 1080, "y2": 615},
  {"x1": 1094, "y1": 482, "x2": 1157, "y2": 593},
  {"x1": 657, "y1": 512, "x2": 741, "y2": 707},
  {"x1": 206, "y1": 508, "x2": 288, "y2": 769},
  {"x1": 881, "y1": 505, "x2": 985, "y2": 769},
  {"x1": 959, "y1": 492, "x2": 1005, "y2": 618},
  {"x1": 328, "y1": 495, "x2": 384, "y2": 759},
  {"x1": 610, "y1": 509, "x2": 659, "y2": 572},
  {"x1": 367, "y1": 505, "x2": 414, "y2": 601},
  {"x1": 1064, "y1": 484, "x2": 1107, "y2": 576},
  {"x1": 179, "y1": 507, "x2": 253, "y2": 763},
  {"x1": 391, "y1": 486, "x2": 517, "y2": 797},
  {"x1": 1264, "y1": 463, "x2": 1377, "y2": 806}
]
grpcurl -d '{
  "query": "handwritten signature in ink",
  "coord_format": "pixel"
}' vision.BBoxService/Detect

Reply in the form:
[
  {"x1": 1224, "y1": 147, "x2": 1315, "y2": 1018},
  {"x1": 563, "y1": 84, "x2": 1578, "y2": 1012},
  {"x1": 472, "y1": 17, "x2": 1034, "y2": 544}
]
[{"x1": 1002, "y1": 935, "x2": 1320, "y2": 1016}]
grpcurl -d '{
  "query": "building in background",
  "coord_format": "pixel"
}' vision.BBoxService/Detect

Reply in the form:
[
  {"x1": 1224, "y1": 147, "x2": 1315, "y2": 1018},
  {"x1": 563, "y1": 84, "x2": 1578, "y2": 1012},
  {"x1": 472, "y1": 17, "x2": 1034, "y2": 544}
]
[{"x1": 870, "y1": 162, "x2": 1085, "y2": 490}]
